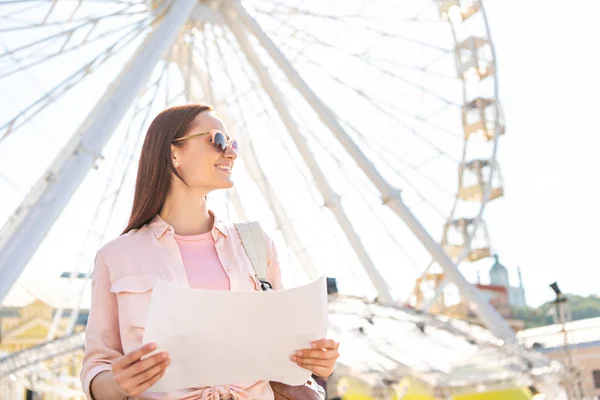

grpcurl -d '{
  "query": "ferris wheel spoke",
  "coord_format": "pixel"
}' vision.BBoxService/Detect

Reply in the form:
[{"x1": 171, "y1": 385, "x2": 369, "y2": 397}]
[
  {"x1": 320, "y1": 75, "x2": 461, "y2": 162},
  {"x1": 0, "y1": 7, "x2": 148, "y2": 33},
  {"x1": 255, "y1": 7, "x2": 452, "y2": 61},
  {"x1": 283, "y1": 26, "x2": 457, "y2": 82},
  {"x1": 256, "y1": 4, "x2": 449, "y2": 53},
  {"x1": 253, "y1": 22, "x2": 460, "y2": 109},
  {"x1": 98, "y1": 58, "x2": 170, "y2": 222},
  {"x1": 214, "y1": 24, "x2": 331, "y2": 208},
  {"x1": 367, "y1": 53, "x2": 457, "y2": 80},
  {"x1": 211, "y1": 25, "x2": 241, "y2": 101},
  {"x1": 327, "y1": 74, "x2": 463, "y2": 142},
  {"x1": 190, "y1": 25, "x2": 216, "y2": 102},
  {"x1": 215, "y1": 28, "x2": 274, "y2": 125},
  {"x1": 0, "y1": 18, "x2": 150, "y2": 78},
  {"x1": 0, "y1": 0, "x2": 44, "y2": 3},
  {"x1": 270, "y1": 39, "x2": 461, "y2": 125},
  {"x1": 207, "y1": 23, "x2": 239, "y2": 101},
  {"x1": 367, "y1": 147, "x2": 457, "y2": 203},
  {"x1": 0, "y1": 0, "x2": 48, "y2": 20},
  {"x1": 0, "y1": 17, "x2": 151, "y2": 141},
  {"x1": 214, "y1": 24, "x2": 286, "y2": 142},
  {"x1": 420, "y1": 102, "x2": 455, "y2": 121},
  {"x1": 372, "y1": 149, "x2": 456, "y2": 209},
  {"x1": 215, "y1": 33, "x2": 319, "y2": 203},
  {"x1": 0, "y1": 172, "x2": 19, "y2": 189},
  {"x1": 299, "y1": 114, "x2": 449, "y2": 274},
  {"x1": 347, "y1": 131, "x2": 454, "y2": 219},
  {"x1": 65, "y1": 51, "x2": 173, "y2": 326},
  {"x1": 253, "y1": 0, "x2": 441, "y2": 24},
  {"x1": 301, "y1": 124, "x2": 424, "y2": 275},
  {"x1": 39, "y1": 0, "x2": 61, "y2": 23},
  {"x1": 252, "y1": 4, "x2": 380, "y2": 24},
  {"x1": 234, "y1": 33, "x2": 461, "y2": 169},
  {"x1": 0, "y1": 4, "x2": 149, "y2": 55},
  {"x1": 292, "y1": 98, "x2": 455, "y2": 217}
]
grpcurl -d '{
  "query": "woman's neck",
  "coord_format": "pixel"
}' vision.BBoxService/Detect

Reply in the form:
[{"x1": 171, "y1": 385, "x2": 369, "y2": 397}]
[{"x1": 159, "y1": 191, "x2": 213, "y2": 236}]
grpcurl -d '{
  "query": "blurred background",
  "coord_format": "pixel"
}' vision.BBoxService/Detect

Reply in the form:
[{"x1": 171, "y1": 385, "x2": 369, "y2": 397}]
[{"x1": 0, "y1": 0, "x2": 598, "y2": 399}]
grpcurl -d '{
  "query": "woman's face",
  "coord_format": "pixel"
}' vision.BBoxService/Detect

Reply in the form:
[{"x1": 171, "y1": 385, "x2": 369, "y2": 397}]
[{"x1": 171, "y1": 111, "x2": 237, "y2": 192}]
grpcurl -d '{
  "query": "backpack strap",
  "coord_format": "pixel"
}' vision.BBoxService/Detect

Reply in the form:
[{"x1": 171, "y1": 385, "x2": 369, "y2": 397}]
[
  {"x1": 234, "y1": 222, "x2": 325, "y2": 399},
  {"x1": 234, "y1": 221, "x2": 273, "y2": 291}
]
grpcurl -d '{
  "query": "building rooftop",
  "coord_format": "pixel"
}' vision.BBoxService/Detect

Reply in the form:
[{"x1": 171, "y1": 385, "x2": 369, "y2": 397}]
[
  {"x1": 328, "y1": 295, "x2": 561, "y2": 393},
  {"x1": 517, "y1": 316, "x2": 600, "y2": 352}
]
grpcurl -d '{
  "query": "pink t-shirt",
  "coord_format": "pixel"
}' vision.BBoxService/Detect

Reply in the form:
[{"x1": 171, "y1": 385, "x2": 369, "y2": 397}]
[
  {"x1": 173, "y1": 231, "x2": 264, "y2": 397},
  {"x1": 174, "y1": 231, "x2": 231, "y2": 290}
]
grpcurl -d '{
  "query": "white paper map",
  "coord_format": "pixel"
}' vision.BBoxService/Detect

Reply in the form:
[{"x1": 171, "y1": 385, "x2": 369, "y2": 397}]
[{"x1": 142, "y1": 276, "x2": 328, "y2": 392}]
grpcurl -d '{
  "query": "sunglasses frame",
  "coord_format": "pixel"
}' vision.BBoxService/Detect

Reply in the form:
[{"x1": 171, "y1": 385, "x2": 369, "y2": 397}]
[{"x1": 172, "y1": 128, "x2": 238, "y2": 153}]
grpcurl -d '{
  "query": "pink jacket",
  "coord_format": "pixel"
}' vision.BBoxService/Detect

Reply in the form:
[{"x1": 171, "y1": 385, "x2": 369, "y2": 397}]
[{"x1": 81, "y1": 211, "x2": 282, "y2": 400}]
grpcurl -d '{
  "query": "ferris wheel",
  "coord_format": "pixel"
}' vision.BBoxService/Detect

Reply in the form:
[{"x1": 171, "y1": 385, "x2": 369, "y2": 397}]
[{"x1": 0, "y1": 0, "x2": 510, "y2": 369}]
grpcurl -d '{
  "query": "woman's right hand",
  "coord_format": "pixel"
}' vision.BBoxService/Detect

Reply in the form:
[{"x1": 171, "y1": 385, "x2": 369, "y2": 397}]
[{"x1": 111, "y1": 342, "x2": 170, "y2": 397}]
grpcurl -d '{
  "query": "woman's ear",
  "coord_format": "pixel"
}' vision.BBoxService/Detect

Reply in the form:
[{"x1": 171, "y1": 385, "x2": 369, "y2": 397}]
[{"x1": 170, "y1": 144, "x2": 179, "y2": 168}]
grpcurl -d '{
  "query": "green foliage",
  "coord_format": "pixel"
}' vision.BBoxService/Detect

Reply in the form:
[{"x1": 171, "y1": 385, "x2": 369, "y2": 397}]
[{"x1": 512, "y1": 295, "x2": 600, "y2": 329}]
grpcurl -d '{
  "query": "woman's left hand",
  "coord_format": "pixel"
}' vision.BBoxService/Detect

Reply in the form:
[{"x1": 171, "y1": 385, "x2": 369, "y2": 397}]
[{"x1": 291, "y1": 339, "x2": 340, "y2": 377}]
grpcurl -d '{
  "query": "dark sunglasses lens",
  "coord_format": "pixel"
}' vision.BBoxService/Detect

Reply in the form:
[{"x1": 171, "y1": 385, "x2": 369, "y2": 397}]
[
  {"x1": 214, "y1": 132, "x2": 227, "y2": 152},
  {"x1": 231, "y1": 140, "x2": 239, "y2": 153}
]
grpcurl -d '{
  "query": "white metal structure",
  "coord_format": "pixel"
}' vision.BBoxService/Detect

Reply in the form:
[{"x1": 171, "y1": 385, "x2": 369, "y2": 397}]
[{"x1": 0, "y1": 0, "x2": 523, "y2": 395}]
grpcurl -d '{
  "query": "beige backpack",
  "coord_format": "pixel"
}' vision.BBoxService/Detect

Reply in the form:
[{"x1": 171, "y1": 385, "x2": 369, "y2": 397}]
[{"x1": 234, "y1": 221, "x2": 273, "y2": 291}]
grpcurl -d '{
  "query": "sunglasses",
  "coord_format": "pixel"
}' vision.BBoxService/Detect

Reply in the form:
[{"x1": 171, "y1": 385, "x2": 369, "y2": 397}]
[{"x1": 172, "y1": 128, "x2": 238, "y2": 154}]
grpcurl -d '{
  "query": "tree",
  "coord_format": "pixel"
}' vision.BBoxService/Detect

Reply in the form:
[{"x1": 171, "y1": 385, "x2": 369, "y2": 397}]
[{"x1": 511, "y1": 294, "x2": 600, "y2": 329}]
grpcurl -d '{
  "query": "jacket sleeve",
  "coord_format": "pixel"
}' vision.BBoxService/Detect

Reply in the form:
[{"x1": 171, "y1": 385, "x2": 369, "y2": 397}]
[
  {"x1": 265, "y1": 233, "x2": 283, "y2": 290},
  {"x1": 80, "y1": 252, "x2": 124, "y2": 399}
]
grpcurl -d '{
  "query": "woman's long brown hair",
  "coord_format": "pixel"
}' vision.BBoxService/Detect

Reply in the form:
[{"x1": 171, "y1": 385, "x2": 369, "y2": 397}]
[{"x1": 122, "y1": 104, "x2": 212, "y2": 235}]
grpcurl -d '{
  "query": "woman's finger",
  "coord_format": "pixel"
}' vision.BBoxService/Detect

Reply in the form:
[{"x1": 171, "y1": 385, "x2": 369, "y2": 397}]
[
  {"x1": 293, "y1": 349, "x2": 338, "y2": 360},
  {"x1": 134, "y1": 368, "x2": 167, "y2": 396},
  {"x1": 310, "y1": 339, "x2": 339, "y2": 350},
  {"x1": 293, "y1": 357, "x2": 334, "y2": 367},
  {"x1": 113, "y1": 343, "x2": 157, "y2": 372},
  {"x1": 124, "y1": 352, "x2": 169, "y2": 379},
  {"x1": 132, "y1": 358, "x2": 171, "y2": 386},
  {"x1": 114, "y1": 358, "x2": 169, "y2": 397},
  {"x1": 297, "y1": 363, "x2": 332, "y2": 377}
]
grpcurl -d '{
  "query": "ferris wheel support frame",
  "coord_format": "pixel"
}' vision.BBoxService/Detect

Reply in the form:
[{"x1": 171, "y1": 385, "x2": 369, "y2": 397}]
[
  {"x1": 421, "y1": 0, "x2": 504, "y2": 313},
  {"x1": 191, "y1": 58, "x2": 321, "y2": 281},
  {"x1": 229, "y1": 0, "x2": 516, "y2": 343},
  {"x1": 223, "y1": 110, "x2": 321, "y2": 281},
  {"x1": 173, "y1": 29, "x2": 322, "y2": 281},
  {"x1": 221, "y1": 8, "x2": 393, "y2": 303},
  {"x1": 0, "y1": 0, "x2": 199, "y2": 304},
  {"x1": 202, "y1": 26, "x2": 322, "y2": 281},
  {"x1": 236, "y1": 136, "x2": 322, "y2": 281}
]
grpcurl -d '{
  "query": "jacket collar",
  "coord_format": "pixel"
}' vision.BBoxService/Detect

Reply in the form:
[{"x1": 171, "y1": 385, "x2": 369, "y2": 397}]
[{"x1": 148, "y1": 209, "x2": 229, "y2": 239}]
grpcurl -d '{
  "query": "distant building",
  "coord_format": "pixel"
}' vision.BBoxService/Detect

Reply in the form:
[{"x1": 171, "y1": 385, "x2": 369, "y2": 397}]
[
  {"x1": 518, "y1": 316, "x2": 600, "y2": 399},
  {"x1": 489, "y1": 254, "x2": 527, "y2": 307},
  {"x1": 459, "y1": 283, "x2": 525, "y2": 331},
  {"x1": 0, "y1": 299, "x2": 88, "y2": 399}
]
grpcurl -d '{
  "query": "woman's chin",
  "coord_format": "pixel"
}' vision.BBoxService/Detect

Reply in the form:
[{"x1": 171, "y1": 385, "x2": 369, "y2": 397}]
[{"x1": 218, "y1": 179, "x2": 234, "y2": 189}]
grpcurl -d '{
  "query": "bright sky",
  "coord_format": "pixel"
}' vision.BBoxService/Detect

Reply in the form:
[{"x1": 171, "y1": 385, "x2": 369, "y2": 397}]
[
  {"x1": 1, "y1": 0, "x2": 598, "y2": 311},
  {"x1": 483, "y1": 0, "x2": 600, "y2": 306}
]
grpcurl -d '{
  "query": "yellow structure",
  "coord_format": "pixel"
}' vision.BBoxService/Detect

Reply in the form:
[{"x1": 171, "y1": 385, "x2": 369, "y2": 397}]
[
  {"x1": 337, "y1": 375, "x2": 535, "y2": 400},
  {"x1": 453, "y1": 388, "x2": 533, "y2": 399},
  {"x1": 0, "y1": 299, "x2": 87, "y2": 399}
]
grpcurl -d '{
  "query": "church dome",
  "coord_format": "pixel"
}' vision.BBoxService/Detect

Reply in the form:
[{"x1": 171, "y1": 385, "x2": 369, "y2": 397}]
[{"x1": 489, "y1": 254, "x2": 509, "y2": 287}]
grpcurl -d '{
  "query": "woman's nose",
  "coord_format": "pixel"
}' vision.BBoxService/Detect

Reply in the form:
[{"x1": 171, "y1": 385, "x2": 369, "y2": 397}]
[{"x1": 224, "y1": 144, "x2": 238, "y2": 159}]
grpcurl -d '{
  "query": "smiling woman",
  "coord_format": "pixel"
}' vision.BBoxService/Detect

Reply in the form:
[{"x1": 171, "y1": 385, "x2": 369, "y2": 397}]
[
  {"x1": 123, "y1": 104, "x2": 237, "y2": 234},
  {"x1": 80, "y1": 104, "x2": 338, "y2": 400}
]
